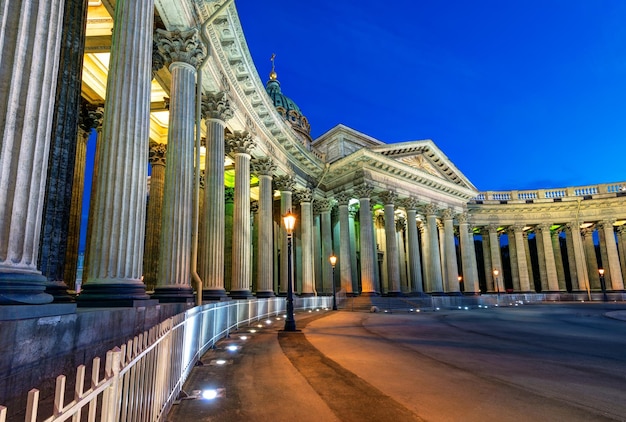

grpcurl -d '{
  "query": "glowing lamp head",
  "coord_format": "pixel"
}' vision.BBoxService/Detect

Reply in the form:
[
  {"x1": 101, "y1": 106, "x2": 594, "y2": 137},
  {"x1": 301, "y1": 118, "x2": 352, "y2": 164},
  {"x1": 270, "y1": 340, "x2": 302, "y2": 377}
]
[
  {"x1": 283, "y1": 210, "x2": 296, "y2": 235},
  {"x1": 329, "y1": 253, "x2": 337, "y2": 268},
  {"x1": 458, "y1": 276, "x2": 462, "y2": 282},
  {"x1": 599, "y1": 268, "x2": 605, "y2": 276},
  {"x1": 493, "y1": 269, "x2": 499, "y2": 277}
]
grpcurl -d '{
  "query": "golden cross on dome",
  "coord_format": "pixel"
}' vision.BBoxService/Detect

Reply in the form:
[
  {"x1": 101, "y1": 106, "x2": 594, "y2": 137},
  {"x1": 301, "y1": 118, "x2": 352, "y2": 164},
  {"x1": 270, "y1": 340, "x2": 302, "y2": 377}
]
[{"x1": 269, "y1": 53, "x2": 277, "y2": 80}]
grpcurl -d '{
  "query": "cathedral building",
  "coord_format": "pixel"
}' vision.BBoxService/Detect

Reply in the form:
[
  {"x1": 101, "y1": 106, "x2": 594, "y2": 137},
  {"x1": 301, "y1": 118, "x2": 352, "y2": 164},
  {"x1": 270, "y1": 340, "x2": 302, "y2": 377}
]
[{"x1": 1, "y1": 0, "x2": 625, "y2": 312}]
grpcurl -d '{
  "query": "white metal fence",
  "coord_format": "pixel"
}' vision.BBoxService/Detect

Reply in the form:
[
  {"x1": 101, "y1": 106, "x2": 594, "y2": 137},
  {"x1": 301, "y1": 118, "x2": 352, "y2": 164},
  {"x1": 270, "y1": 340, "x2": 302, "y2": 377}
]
[{"x1": 0, "y1": 296, "x2": 332, "y2": 422}]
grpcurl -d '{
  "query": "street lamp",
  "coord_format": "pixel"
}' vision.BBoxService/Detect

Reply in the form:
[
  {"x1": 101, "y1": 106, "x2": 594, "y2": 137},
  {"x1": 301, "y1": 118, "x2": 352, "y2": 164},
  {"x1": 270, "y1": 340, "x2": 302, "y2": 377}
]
[
  {"x1": 458, "y1": 275, "x2": 463, "y2": 293},
  {"x1": 283, "y1": 210, "x2": 297, "y2": 331},
  {"x1": 329, "y1": 253, "x2": 337, "y2": 310},
  {"x1": 598, "y1": 268, "x2": 608, "y2": 302},
  {"x1": 493, "y1": 269, "x2": 500, "y2": 296}
]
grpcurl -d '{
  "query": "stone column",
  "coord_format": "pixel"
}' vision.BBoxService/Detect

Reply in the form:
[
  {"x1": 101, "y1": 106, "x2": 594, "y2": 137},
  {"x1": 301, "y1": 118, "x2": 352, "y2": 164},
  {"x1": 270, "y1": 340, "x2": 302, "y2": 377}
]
[
  {"x1": 599, "y1": 220, "x2": 624, "y2": 290},
  {"x1": 374, "y1": 214, "x2": 387, "y2": 293},
  {"x1": 152, "y1": 29, "x2": 205, "y2": 302},
  {"x1": 481, "y1": 228, "x2": 493, "y2": 291},
  {"x1": 226, "y1": 131, "x2": 255, "y2": 298},
  {"x1": 551, "y1": 230, "x2": 567, "y2": 291},
  {"x1": 523, "y1": 231, "x2": 535, "y2": 291},
  {"x1": 512, "y1": 225, "x2": 532, "y2": 292},
  {"x1": 251, "y1": 157, "x2": 276, "y2": 297},
  {"x1": 563, "y1": 224, "x2": 579, "y2": 291},
  {"x1": 335, "y1": 192, "x2": 354, "y2": 295},
  {"x1": 295, "y1": 189, "x2": 314, "y2": 296},
  {"x1": 536, "y1": 224, "x2": 559, "y2": 292},
  {"x1": 396, "y1": 217, "x2": 409, "y2": 293},
  {"x1": 487, "y1": 224, "x2": 504, "y2": 293},
  {"x1": 348, "y1": 206, "x2": 359, "y2": 293},
  {"x1": 144, "y1": 142, "x2": 166, "y2": 292},
  {"x1": 200, "y1": 92, "x2": 233, "y2": 299},
  {"x1": 197, "y1": 170, "x2": 206, "y2": 280},
  {"x1": 424, "y1": 204, "x2": 444, "y2": 293},
  {"x1": 64, "y1": 103, "x2": 103, "y2": 292},
  {"x1": 597, "y1": 225, "x2": 612, "y2": 288},
  {"x1": 442, "y1": 209, "x2": 460, "y2": 294},
  {"x1": 582, "y1": 227, "x2": 600, "y2": 289},
  {"x1": 274, "y1": 175, "x2": 295, "y2": 295},
  {"x1": 506, "y1": 228, "x2": 520, "y2": 292},
  {"x1": 39, "y1": 0, "x2": 90, "y2": 302},
  {"x1": 224, "y1": 187, "x2": 234, "y2": 291},
  {"x1": 379, "y1": 191, "x2": 401, "y2": 295},
  {"x1": 534, "y1": 226, "x2": 548, "y2": 292},
  {"x1": 401, "y1": 199, "x2": 424, "y2": 294},
  {"x1": 0, "y1": 0, "x2": 64, "y2": 305},
  {"x1": 79, "y1": 0, "x2": 155, "y2": 306},
  {"x1": 317, "y1": 199, "x2": 334, "y2": 294},
  {"x1": 438, "y1": 221, "x2": 446, "y2": 284},
  {"x1": 458, "y1": 213, "x2": 479, "y2": 294},
  {"x1": 618, "y1": 226, "x2": 626, "y2": 285},
  {"x1": 313, "y1": 211, "x2": 322, "y2": 292},
  {"x1": 354, "y1": 184, "x2": 378, "y2": 295},
  {"x1": 250, "y1": 200, "x2": 259, "y2": 292},
  {"x1": 419, "y1": 223, "x2": 430, "y2": 291},
  {"x1": 568, "y1": 224, "x2": 589, "y2": 292}
]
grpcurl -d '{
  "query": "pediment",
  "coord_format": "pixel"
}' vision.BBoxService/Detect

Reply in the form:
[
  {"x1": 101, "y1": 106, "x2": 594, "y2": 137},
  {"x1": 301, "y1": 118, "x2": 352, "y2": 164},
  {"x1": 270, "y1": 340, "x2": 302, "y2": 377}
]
[{"x1": 371, "y1": 140, "x2": 477, "y2": 190}]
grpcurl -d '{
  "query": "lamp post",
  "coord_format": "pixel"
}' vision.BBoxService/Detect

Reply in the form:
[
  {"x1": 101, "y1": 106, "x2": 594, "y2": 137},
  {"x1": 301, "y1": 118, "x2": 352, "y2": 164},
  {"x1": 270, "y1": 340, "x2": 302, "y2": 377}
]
[
  {"x1": 493, "y1": 269, "x2": 500, "y2": 296},
  {"x1": 283, "y1": 210, "x2": 297, "y2": 331},
  {"x1": 598, "y1": 268, "x2": 608, "y2": 302},
  {"x1": 329, "y1": 253, "x2": 337, "y2": 310}
]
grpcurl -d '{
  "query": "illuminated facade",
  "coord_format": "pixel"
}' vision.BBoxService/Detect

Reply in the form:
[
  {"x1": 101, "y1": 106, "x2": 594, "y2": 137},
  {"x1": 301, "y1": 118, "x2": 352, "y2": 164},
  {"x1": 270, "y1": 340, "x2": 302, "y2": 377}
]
[{"x1": 1, "y1": 0, "x2": 625, "y2": 312}]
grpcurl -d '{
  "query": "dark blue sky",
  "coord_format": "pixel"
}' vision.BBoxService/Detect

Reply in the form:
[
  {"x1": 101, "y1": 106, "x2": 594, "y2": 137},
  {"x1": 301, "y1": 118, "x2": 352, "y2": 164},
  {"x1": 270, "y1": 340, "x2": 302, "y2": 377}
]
[{"x1": 237, "y1": 1, "x2": 626, "y2": 191}]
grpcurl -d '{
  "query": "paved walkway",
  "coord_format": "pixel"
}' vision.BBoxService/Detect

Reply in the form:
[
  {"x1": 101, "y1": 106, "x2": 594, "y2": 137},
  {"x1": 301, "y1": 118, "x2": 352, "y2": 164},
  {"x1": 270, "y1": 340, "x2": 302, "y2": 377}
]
[{"x1": 168, "y1": 306, "x2": 625, "y2": 422}]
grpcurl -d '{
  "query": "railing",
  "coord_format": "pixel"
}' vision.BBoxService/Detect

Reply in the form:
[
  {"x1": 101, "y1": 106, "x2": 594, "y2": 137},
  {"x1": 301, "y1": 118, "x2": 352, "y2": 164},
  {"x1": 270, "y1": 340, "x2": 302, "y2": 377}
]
[
  {"x1": 0, "y1": 296, "x2": 331, "y2": 422},
  {"x1": 473, "y1": 181, "x2": 626, "y2": 202}
]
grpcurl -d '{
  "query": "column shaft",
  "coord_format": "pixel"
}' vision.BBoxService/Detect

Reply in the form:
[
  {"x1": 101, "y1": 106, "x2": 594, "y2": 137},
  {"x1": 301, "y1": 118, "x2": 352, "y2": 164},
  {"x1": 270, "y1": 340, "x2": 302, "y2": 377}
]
[
  {"x1": 564, "y1": 225, "x2": 580, "y2": 291},
  {"x1": 381, "y1": 192, "x2": 400, "y2": 295},
  {"x1": 442, "y1": 210, "x2": 459, "y2": 293},
  {"x1": 405, "y1": 208, "x2": 423, "y2": 294},
  {"x1": 488, "y1": 225, "x2": 503, "y2": 292},
  {"x1": 513, "y1": 226, "x2": 532, "y2": 292},
  {"x1": 538, "y1": 224, "x2": 559, "y2": 291},
  {"x1": 79, "y1": 0, "x2": 154, "y2": 305},
  {"x1": 252, "y1": 158, "x2": 275, "y2": 297},
  {"x1": 582, "y1": 228, "x2": 600, "y2": 289},
  {"x1": 481, "y1": 229, "x2": 493, "y2": 291},
  {"x1": 425, "y1": 205, "x2": 444, "y2": 293},
  {"x1": 600, "y1": 221, "x2": 624, "y2": 290},
  {"x1": 355, "y1": 185, "x2": 377, "y2": 295},
  {"x1": 458, "y1": 214, "x2": 479, "y2": 294},
  {"x1": 296, "y1": 190, "x2": 314, "y2": 296},
  {"x1": 230, "y1": 151, "x2": 252, "y2": 298},
  {"x1": 0, "y1": 0, "x2": 65, "y2": 304},
  {"x1": 551, "y1": 231, "x2": 567, "y2": 291},
  {"x1": 144, "y1": 144, "x2": 166, "y2": 291},
  {"x1": 335, "y1": 193, "x2": 354, "y2": 295}
]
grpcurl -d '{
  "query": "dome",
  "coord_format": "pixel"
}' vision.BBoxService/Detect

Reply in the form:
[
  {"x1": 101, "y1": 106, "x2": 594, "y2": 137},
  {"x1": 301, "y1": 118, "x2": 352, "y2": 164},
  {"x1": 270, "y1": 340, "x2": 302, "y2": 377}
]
[{"x1": 265, "y1": 57, "x2": 311, "y2": 138}]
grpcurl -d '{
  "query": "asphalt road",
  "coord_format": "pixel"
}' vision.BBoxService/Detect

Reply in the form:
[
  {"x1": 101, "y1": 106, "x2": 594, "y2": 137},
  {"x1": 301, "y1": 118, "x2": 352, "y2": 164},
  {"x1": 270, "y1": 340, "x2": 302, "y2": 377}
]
[{"x1": 168, "y1": 303, "x2": 626, "y2": 422}]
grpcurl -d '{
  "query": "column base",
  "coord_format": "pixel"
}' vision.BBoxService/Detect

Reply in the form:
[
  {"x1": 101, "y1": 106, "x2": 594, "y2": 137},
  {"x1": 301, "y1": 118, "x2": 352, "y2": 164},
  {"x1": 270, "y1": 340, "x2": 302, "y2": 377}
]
[
  {"x1": 45, "y1": 281, "x2": 74, "y2": 303},
  {"x1": 202, "y1": 289, "x2": 229, "y2": 301},
  {"x1": 229, "y1": 289, "x2": 253, "y2": 299},
  {"x1": 385, "y1": 291, "x2": 402, "y2": 297},
  {"x1": 429, "y1": 291, "x2": 446, "y2": 296},
  {"x1": 0, "y1": 271, "x2": 54, "y2": 305},
  {"x1": 299, "y1": 292, "x2": 315, "y2": 297},
  {"x1": 360, "y1": 291, "x2": 380, "y2": 297},
  {"x1": 463, "y1": 291, "x2": 481, "y2": 296},
  {"x1": 255, "y1": 291, "x2": 275, "y2": 298},
  {"x1": 76, "y1": 281, "x2": 153, "y2": 307},
  {"x1": 152, "y1": 286, "x2": 195, "y2": 303},
  {"x1": 446, "y1": 291, "x2": 463, "y2": 296}
]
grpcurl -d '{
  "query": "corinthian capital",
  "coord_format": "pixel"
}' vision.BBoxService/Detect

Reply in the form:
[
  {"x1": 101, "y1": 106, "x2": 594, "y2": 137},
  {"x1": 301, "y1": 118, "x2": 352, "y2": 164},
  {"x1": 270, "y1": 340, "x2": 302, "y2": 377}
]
[
  {"x1": 315, "y1": 199, "x2": 333, "y2": 213},
  {"x1": 378, "y1": 190, "x2": 398, "y2": 205},
  {"x1": 334, "y1": 191, "x2": 352, "y2": 206},
  {"x1": 294, "y1": 188, "x2": 313, "y2": 204},
  {"x1": 423, "y1": 203, "x2": 439, "y2": 216},
  {"x1": 155, "y1": 28, "x2": 206, "y2": 68},
  {"x1": 456, "y1": 212, "x2": 470, "y2": 224},
  {"x1": 251, "y1": 157, "x2": 276, "y2": 176},
  {"x1": 399, "y1": 197, "x2": 420, "y2": 211},
  {"x1": 273, "y1": 175, "x2": 295, "y2": 192},
  {"x1": 149, "y1": 141, "x2": 167, "y2": 166},
  {"x1": 353, "y1": 183, "x2": 374, "y2": 199},
  {"x1": 441, "y1": 208, "x2": 454, "y2": 220},
  {"x1": 78, "y1": 100, "x2": 104, "y2": 133},
  {"x1": 201, "y1": 91, "x2": 234, "y2": 121},
  {"x1": 226, "y1": 131, "x2": 255, "y2": 155}
]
